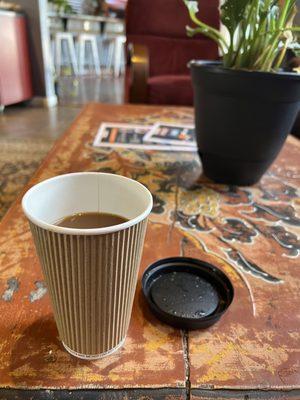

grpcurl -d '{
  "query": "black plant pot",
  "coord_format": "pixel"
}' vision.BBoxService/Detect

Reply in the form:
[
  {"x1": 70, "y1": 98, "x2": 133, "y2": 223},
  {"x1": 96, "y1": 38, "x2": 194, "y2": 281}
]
[{"x1": 190, "y1": 61, "x2": 300, "y2": 185}]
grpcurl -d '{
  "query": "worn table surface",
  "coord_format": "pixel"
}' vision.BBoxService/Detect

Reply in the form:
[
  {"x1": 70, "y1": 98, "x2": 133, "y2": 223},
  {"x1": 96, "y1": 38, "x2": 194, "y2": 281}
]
[{"x1": 0, "y1": 103, "x2": 299, "y2": 400}]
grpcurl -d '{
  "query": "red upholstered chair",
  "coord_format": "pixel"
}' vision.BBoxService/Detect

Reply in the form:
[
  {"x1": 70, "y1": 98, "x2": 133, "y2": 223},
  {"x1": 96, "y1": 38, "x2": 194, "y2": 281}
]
[{"x1": 125, "y1": 0, "x2": 219, "y2": 105}]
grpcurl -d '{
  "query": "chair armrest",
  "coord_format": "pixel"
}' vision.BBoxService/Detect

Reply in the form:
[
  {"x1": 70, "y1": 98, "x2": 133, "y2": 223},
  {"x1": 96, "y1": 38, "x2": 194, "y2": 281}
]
[{"x1": 128, "y1": 43, "x2": 149, "y2": 103}]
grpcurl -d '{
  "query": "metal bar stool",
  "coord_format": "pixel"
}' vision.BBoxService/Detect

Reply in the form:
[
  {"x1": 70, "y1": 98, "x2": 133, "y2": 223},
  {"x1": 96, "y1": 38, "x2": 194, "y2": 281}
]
[
  {"x1": 99, "y1": 36, "x2": 115, "y2": 72},
  {"x1": 113, "y1": 35, "x2": 126, "y2": 77},
  {"x1": 54, "y1": 32, "x2": 78, "y2": 76},
  {"x1": 78, "y1": 33, "x2": 101, "y2": 75}
]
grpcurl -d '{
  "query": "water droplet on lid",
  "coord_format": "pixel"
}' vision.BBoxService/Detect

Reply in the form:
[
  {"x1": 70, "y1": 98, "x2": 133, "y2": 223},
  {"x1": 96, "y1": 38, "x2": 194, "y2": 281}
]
[
  {"x1": 195, "y1": 310, "x2": 206, "y2": 317},
  {"x1": 162, "y1": 297, "x2": 167, "y2": 302}
]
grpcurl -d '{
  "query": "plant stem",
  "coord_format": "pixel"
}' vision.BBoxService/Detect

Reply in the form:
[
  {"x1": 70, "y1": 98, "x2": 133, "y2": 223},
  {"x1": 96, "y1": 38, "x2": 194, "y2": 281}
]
[
  {"x1": 259, "y1": 1, "x2": 296, "y2": 70},
  {"x1": 187, "y1": 26, "x2": 228, "y2": 54},
  {"x1": 187, "y1": 8, "x2": 229, "y2": 52},
  {"x1": 231, "y1": 0, "x2": 259, "y2": 68}
]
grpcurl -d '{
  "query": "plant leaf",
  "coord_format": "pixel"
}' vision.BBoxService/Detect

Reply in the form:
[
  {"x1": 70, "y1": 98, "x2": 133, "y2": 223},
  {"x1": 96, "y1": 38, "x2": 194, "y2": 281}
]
[
  {"x1": 221, "y1": 0, "x2": 252, "y2": 35},
  {"x1": 183, "y1": 0, "x2": 199, "y2": 15}
]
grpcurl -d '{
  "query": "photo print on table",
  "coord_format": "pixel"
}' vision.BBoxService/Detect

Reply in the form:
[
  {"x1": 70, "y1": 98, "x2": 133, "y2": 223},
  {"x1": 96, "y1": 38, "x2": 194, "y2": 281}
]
[
  {"x1": 93, "y1": 123, "x2": 196, "y2": 151},
  {"x1": 143, "y1": 122, "x2": 197, "y2": 147}
]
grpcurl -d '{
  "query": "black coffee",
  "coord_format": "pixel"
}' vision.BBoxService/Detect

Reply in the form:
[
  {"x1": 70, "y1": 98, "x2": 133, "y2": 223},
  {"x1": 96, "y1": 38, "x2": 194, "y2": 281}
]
[{"x1": 56, "y1": 212, "x2": 128, "y2": 229}]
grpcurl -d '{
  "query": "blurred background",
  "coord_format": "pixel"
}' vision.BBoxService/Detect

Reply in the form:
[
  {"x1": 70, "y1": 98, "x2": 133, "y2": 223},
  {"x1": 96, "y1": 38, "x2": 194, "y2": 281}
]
[
  {"x1": 0, "y1": 0, "x2": 127, "y2": 109},
  {"x1": 0, "y1": 0, "x2": 127, "y2": 217}
]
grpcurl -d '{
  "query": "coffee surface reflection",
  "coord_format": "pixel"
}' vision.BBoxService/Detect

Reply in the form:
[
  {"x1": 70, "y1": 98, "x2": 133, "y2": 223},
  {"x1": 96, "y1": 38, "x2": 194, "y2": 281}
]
[{"x1": 56, "y1": 212, "x2": 128, "y2": 229}]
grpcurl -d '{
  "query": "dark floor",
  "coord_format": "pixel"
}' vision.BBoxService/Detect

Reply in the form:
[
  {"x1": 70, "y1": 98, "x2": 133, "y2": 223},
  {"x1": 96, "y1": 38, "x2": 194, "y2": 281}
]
[{"x1": 0, "y1": 75, "x2": 125, "y2": 140}]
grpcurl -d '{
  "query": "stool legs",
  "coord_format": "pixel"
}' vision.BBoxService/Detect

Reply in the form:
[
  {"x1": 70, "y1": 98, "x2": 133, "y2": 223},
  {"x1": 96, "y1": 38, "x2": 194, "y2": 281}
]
[
  {"x1": 54, "y1": 33, "x2": 78, "y2": 76},
  {"x1": 78, "y1": 35, "x2": 101, "y2": 75},
  {"x1": 53, "y1": 32, "x2": 125, "y2": 77},
  {"x1": 91, "y1": 38, "x2": 101, "y2": 75},
  {"x1": 67, "y1": 35, "x2": 79, "y2": 75},
  {"x1": 100, "y1": 39, "x2": 115, "y2": 72},
  {"x1": 113, "y1": 36, "x2": 126, "y2": 78},
  {"x1": 78, "y1": 37, "x2": 85, "y2": 75},
  {"x1": 55, "y1": 35, "x2": 62, "y2": 76},
  {"x1": 107, "y1": 40, "x2": 115, "y2": 71}
]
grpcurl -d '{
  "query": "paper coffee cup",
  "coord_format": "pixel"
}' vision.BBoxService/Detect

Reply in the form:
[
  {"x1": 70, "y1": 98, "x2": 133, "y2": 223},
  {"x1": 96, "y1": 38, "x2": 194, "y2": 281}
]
[{"x1": 22, "y1": 172, "x2": 152, "y2": 359}]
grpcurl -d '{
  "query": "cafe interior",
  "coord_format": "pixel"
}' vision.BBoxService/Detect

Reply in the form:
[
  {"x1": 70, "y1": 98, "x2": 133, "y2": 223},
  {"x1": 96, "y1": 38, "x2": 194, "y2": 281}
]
[{"x1": 0, "y1": 0, "x2": 300, "y2": 399}]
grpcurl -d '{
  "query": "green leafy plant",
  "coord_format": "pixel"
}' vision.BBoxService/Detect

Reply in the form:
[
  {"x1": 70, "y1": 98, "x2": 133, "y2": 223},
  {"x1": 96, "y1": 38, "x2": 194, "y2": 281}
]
[
  {"x1": 49, "y1": 0, "x2": 74, "y2": 14},
  {"x1": 184, "y1": 0, "x2": 300, "y2": 71}
]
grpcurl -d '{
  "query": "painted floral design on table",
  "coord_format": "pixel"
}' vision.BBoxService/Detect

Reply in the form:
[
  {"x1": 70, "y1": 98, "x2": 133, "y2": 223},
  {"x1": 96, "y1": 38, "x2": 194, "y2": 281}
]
[
  {"x1": 0, "y1": 104, "x2": 299, "y2": 390},
  {"x1": 91, "y1": 143, "x2": 300, "y2": 316}
]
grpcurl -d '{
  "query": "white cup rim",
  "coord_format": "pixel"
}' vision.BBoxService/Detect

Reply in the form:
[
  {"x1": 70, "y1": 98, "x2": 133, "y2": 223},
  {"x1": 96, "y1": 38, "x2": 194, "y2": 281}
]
[{"x1": 22, "y1": 172, "x2": 153, "y2": 235}]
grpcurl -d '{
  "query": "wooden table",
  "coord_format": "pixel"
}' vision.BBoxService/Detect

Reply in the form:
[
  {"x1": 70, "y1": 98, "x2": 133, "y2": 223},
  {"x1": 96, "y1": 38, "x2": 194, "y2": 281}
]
[{"x1": 0, "y1": 103, "x2": 299, "y2": 400}]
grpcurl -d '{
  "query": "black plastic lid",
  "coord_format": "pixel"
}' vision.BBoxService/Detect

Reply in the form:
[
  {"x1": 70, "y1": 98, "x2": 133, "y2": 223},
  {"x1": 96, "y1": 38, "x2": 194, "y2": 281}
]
[{"x1": 142, "y1": 257, "x2": 234, "y2": 330}]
